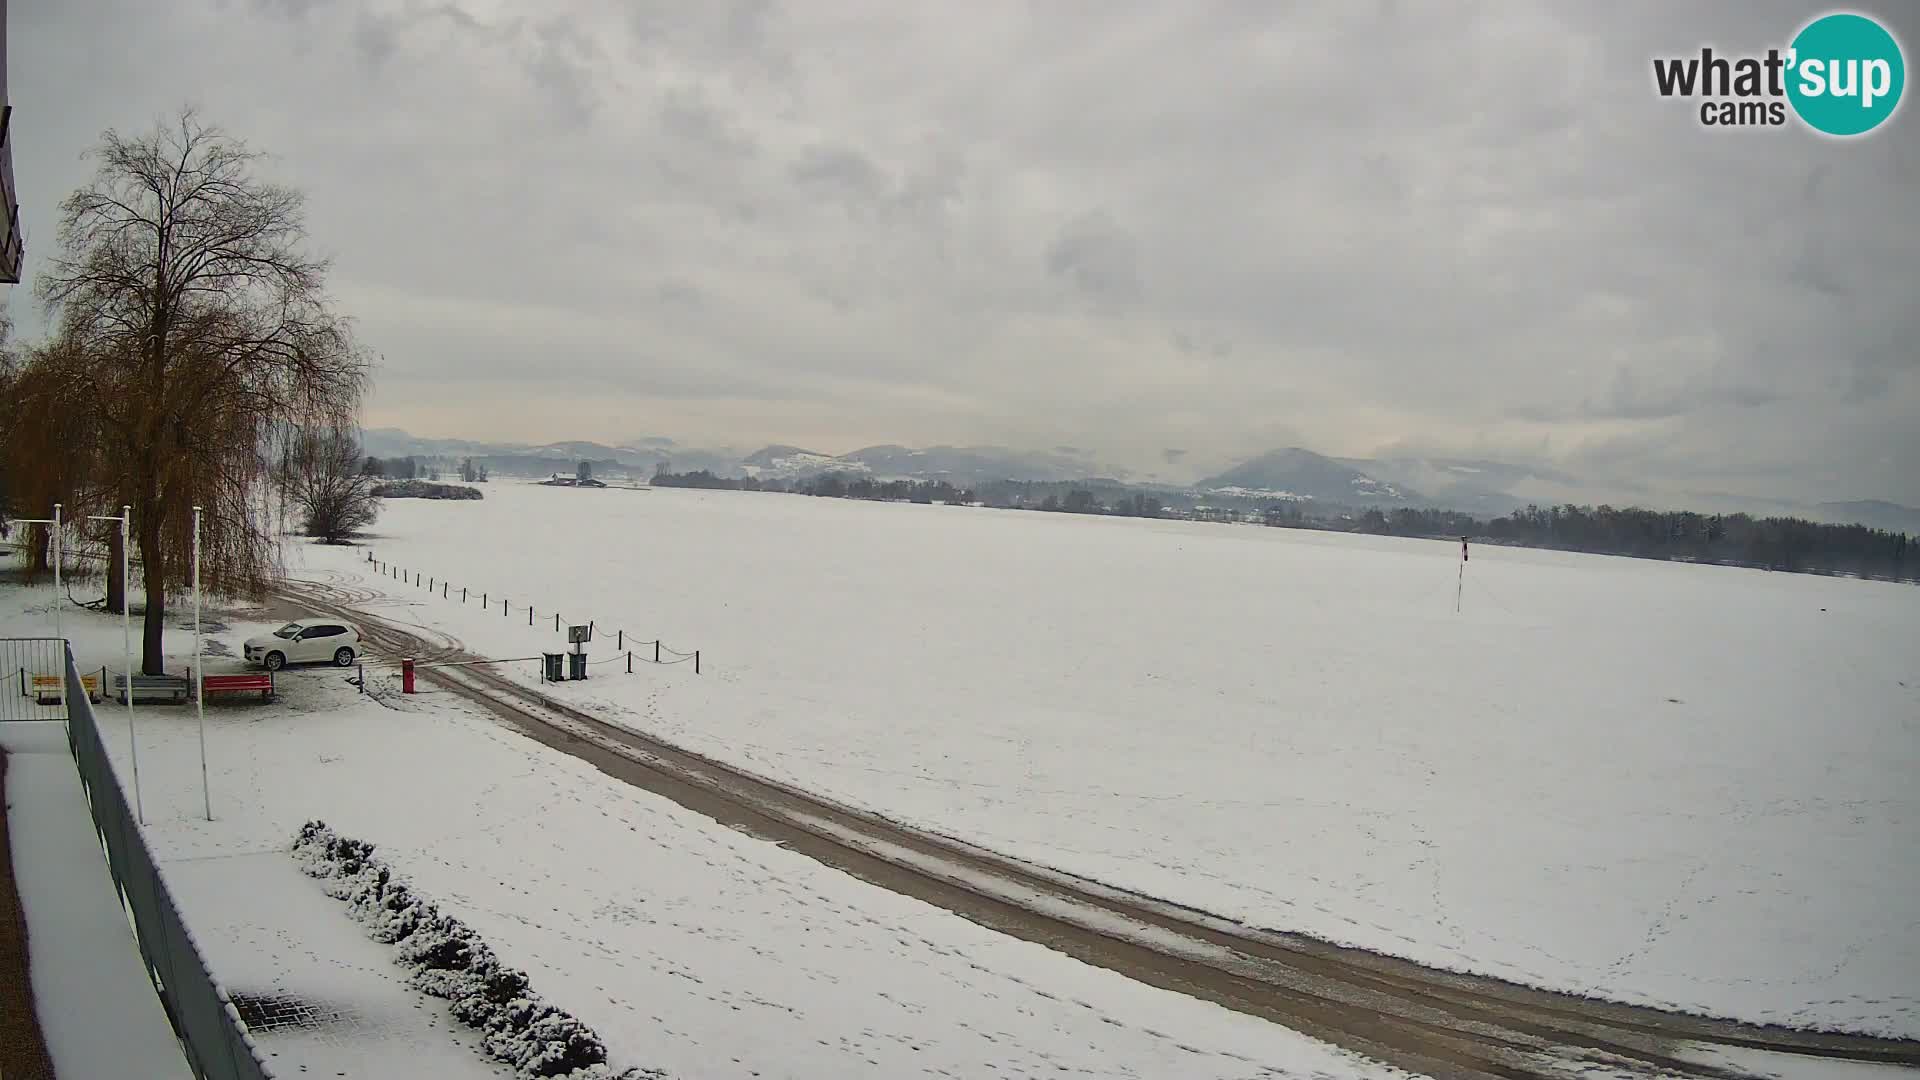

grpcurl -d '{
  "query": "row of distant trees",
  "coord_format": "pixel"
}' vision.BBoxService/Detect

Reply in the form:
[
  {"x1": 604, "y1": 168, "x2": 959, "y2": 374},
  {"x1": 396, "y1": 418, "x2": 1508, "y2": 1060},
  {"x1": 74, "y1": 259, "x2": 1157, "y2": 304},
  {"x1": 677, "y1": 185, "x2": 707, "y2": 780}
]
[
  {"x1": 653, "y1": 468, "x2": 977, "y2": 504},
  {"x1": 359, "y1": 456, "x2": 489, "y2": 483},
  {"x1": 1355, "y1": 503, "x2": 1914, "y2": 581},
  {"x1": 651, "y1": 469, "x2": 1916, "y2": 583},
  {"x1": 0, "y1": 110, "x2": 373, "y2": 672}
]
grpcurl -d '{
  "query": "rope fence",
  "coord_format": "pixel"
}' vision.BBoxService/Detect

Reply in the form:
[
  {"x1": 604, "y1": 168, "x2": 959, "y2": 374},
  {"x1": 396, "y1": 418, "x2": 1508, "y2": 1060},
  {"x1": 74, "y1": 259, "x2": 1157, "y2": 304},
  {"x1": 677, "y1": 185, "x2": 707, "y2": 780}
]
[{"x1": 360, "y1": 553, "x2": 704, "y2": 677}]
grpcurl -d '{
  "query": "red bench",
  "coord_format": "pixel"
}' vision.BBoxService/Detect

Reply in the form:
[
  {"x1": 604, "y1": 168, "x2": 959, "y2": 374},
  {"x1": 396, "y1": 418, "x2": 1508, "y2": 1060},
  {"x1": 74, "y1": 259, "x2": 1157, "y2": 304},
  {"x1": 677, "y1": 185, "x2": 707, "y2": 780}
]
[{"x1": 199, "y1": 671, "x2": 276, "y2": 702}]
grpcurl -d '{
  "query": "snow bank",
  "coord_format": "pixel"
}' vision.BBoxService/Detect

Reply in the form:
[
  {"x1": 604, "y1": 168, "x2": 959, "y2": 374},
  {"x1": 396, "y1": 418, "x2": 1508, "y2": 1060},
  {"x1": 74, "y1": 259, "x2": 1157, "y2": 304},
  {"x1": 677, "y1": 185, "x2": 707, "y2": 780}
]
[{"x1": 292, "y1": 821, "x2": 664, "y2": 1080}]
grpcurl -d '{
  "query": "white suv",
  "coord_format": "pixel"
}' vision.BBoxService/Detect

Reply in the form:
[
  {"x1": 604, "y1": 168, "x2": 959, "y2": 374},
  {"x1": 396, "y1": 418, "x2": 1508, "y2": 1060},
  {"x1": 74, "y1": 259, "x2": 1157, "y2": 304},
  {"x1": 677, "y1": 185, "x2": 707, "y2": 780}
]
[{"x1": 244, "y1": 620, "x2": 363, "y2": 671}]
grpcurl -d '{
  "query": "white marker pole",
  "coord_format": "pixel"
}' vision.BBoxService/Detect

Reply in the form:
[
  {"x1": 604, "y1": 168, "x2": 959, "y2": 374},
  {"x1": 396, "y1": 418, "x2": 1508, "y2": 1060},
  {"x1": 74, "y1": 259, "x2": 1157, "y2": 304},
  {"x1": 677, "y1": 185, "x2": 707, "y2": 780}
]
[
  {"x1": 1455, "y1": 537, "x2": 1467, "y2": 614},
  {"x1": 194, "y1": 506, "x2": 210, "y2": 821},
  {"x1": 93, "y1": 507, "x2": 141, "y2": 823},
  {"x1": 52, "y1": 503, "x2": 62, "y2": 649},
  {"x1": 54, "y1": 504, "x2": 63, "y2": 715}
]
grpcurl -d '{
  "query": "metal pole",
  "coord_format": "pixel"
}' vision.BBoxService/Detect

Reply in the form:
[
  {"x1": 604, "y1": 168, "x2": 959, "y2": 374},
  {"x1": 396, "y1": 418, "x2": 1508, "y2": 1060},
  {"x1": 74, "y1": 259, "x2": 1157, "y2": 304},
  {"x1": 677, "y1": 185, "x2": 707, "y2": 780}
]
[
  {"x1": 92, "y1": 508, "x2": 143, "y2": 823},
  {"x1": 194, "y1": 506, "x2": 210, "y2": 821},
  {"x1": 52, "y1": 503, "x2": 62, "y2": 653},
  {"x1": 85, "y1": 510, "x2": 140, "y2": 818},
  {"x1": 124, "y1": 507, "x2": 141, "y2": 823}
]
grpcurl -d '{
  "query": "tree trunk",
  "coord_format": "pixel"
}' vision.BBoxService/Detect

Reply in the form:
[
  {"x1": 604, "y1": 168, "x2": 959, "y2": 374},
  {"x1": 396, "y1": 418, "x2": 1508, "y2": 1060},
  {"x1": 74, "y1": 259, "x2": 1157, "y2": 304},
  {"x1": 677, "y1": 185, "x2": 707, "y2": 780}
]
[
  {"x1": 28, "y1": 524, "x2": 50, "y2": 579},
  {"x1": 106, "y1": 528, "x2": 126, "y2": 614},
  {"x1": 138, "y1": 509, "x2": 167, "y2": 675}
]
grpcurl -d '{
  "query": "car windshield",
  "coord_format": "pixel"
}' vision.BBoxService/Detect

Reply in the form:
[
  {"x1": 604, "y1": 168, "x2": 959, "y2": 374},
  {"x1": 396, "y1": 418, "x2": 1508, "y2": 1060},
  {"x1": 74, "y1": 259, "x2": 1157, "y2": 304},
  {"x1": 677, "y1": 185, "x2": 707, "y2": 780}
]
[{"x1": 272, "y1": 623, "x2": 304, "y2": 639}]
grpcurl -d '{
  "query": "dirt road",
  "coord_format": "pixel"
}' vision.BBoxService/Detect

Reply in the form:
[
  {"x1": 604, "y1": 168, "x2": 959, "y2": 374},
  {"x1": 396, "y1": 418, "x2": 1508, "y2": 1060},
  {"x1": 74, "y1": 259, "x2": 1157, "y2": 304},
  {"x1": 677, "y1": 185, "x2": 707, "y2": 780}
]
[{"x1": 282, "y1": 573, "x2": 1920, "y2": 1080}]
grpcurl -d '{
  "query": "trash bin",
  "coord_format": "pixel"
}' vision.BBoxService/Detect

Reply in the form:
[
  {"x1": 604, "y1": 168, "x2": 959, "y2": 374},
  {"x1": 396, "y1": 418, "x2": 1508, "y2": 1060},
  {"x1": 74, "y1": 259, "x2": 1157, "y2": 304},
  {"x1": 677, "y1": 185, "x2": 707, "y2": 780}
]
[
  {"x1": 542, "y1": 652, "x2": 565, "y2": 682},
  {"x1": 567, "y1": 651, "x2": 588, "y2": 681}
]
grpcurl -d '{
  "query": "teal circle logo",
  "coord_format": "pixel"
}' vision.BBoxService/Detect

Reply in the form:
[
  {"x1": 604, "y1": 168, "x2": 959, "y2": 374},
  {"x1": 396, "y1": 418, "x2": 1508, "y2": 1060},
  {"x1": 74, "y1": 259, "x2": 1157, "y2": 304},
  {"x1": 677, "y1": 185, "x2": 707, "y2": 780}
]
[{"x1": 1787, "y1": 13, "x2": 1905, "y2": 136}]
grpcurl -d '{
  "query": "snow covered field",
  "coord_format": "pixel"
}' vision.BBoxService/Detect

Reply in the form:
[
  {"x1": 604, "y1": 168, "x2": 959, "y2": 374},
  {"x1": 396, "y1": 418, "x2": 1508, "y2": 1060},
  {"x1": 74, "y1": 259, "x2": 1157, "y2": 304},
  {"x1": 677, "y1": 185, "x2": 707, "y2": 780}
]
[
  {"x1": 297, "y1": 481, "x2": 1919, "y2": 1038},
  {"x1": 0, "y1": 583, "x2": 1394, "y2": 1079}
]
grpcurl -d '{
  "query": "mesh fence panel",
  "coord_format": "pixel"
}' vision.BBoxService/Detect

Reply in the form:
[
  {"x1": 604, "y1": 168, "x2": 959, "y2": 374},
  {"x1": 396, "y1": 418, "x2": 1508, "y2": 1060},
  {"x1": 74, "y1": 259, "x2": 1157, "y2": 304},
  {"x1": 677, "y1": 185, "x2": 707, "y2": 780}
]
[
  {"x1": 1, "y1": 637, "x2": 72, "y2": 721},
  {"x1": 63, "y1": 646, "x2": 279, "y2": 1080}
]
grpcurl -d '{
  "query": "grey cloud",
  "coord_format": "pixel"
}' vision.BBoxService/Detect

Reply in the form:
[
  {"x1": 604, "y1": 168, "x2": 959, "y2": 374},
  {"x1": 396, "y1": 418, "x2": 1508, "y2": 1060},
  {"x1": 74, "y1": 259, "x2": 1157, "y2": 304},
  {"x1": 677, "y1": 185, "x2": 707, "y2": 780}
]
[
  {"x1": 790, "y1": 144, "x2": 887, "y2": 207},
  {"x1": 1046, "y1": 211, "x2": 1142, "y2": 309},
  {"x1": 1513, "y1": 367, "x2": 1785, "y2": 424},
  {"x1": 10, "y1": 0, "x2": 1917, "y2": 505},
  {"x1": 350, "y1": 12, "x2": 402, "y2": 69}
]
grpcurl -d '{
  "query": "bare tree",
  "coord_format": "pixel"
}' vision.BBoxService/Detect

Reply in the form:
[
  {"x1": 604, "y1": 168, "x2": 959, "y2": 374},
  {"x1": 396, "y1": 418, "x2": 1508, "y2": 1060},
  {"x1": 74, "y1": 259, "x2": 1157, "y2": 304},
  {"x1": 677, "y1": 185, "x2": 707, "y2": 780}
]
[
  {"x1": 36, "y1": 109, "x2": 371, "y2": 672},
  {"x1": 283, "y1": 425, "x2": 380, "y2": 543}
]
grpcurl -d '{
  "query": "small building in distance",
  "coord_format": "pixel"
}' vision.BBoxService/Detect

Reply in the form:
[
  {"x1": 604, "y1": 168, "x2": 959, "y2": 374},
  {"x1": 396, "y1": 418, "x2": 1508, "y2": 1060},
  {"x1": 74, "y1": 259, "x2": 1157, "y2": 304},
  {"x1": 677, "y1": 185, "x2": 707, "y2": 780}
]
[{"x1": 539, "y1": 460, "x2": 608, "y2": 488}]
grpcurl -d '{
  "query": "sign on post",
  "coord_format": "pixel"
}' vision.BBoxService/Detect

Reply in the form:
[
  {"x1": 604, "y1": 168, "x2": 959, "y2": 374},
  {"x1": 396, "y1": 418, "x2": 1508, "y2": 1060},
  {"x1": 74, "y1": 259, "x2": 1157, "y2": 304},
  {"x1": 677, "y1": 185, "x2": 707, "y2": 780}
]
[{"x1": 567, "y1": 624, "x2": 592, "y2": 644}]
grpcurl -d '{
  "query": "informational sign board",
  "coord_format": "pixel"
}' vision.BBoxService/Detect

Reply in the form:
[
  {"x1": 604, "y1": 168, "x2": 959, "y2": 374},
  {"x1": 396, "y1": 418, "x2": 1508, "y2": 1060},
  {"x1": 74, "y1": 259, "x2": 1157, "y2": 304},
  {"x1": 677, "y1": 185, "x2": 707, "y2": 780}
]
[{"x1": 567, "y1": 624, "x2": 592, "y2": 644}]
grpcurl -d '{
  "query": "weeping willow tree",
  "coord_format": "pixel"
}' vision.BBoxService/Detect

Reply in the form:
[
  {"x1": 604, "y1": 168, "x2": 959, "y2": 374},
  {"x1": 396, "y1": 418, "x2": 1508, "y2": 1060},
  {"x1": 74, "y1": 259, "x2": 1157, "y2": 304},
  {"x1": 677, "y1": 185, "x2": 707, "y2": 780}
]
[
  {"x1": 34, "y1": 108, "x2": 371, "y2": 673},
  {"x1": 0, "y1": 336, "x2": 114, "y2": 588}
]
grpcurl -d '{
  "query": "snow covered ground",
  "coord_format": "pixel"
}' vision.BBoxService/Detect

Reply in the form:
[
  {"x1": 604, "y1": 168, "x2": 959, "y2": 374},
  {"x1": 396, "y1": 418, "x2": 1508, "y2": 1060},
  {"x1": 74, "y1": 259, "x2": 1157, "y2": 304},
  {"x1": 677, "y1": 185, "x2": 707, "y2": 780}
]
[
  {"x1": 295, "y1": 482, "x2": 1919, "y2": 1038},
  {"x1": 0, "y1": 721, "x2": 194, "y2": 1080},
  {"x1": 0, "y1": 580, "x2": 1396, "y2": 1079}
]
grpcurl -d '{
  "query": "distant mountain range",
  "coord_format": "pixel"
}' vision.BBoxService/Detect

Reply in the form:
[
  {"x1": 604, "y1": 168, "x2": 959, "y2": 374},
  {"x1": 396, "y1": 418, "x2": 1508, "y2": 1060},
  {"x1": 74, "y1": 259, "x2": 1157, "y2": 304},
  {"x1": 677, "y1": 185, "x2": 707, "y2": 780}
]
[
  {"x1": 357, "y1": 428, "x2": 1919, "y2": 532},
  {"x1": 738, "y1": 444, "x2": 1118, "y2": 487},
  {"x1": 1197, "y1": 448, "x2": 1415, "y2": 505}
]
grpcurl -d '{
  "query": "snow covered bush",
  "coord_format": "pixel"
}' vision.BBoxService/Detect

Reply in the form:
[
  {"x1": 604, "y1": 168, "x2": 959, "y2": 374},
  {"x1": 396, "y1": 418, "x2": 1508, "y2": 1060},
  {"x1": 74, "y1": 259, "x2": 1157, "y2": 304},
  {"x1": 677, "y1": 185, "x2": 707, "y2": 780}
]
[{"x1": 290, "y1": 821, "x2": 664, "y2": 1080}]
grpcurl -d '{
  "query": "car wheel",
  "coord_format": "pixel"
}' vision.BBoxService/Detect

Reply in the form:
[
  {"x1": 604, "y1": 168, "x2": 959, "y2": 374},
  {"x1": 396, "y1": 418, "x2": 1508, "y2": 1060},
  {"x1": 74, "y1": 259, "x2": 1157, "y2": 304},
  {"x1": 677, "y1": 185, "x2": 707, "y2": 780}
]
[
  {"x1": 263, "y1": 651, "x2": 286, "y2": 672},
  {"x1": 334, "y1": 647, "x2": 355, "y2": 667}
]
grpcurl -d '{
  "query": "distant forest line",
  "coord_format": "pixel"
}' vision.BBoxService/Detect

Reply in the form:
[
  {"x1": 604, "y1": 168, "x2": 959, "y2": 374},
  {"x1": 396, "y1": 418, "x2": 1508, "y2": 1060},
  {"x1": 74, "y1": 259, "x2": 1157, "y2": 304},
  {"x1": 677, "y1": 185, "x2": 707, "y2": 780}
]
[{"x1": 650, "y1": 469, "x2": 1918, "y2": 584}]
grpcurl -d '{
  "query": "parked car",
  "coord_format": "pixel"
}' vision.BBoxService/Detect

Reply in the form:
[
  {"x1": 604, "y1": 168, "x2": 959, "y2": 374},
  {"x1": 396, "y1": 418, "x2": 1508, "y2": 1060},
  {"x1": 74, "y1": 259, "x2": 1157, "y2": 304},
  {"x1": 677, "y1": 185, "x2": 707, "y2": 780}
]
[{"x1": 244, "y1": 619, "x2": 362, "y2": 671}]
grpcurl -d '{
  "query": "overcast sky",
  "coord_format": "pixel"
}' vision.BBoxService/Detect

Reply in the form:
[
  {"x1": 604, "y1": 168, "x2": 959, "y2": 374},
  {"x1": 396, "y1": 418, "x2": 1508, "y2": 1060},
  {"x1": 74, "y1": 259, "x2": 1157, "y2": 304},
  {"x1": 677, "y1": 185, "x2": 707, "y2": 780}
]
[{"x1": 8, "y1": 1, "x2": 1917, "y2": 501}]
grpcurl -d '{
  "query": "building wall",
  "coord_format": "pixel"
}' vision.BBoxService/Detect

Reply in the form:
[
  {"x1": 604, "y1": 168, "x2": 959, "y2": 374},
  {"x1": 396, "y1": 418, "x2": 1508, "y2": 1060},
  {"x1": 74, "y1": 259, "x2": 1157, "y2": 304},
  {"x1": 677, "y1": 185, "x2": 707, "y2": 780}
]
[{"x1": 0, "y1": 0, "x2": 21, "y2": 285}]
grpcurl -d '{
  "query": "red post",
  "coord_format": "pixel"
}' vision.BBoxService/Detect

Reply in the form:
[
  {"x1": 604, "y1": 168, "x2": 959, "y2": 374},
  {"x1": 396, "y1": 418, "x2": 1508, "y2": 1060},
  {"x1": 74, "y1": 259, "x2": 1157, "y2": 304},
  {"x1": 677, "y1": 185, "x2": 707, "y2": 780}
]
[{"x1": 402, "y1": 657, "x2": 416, "y2": 694}]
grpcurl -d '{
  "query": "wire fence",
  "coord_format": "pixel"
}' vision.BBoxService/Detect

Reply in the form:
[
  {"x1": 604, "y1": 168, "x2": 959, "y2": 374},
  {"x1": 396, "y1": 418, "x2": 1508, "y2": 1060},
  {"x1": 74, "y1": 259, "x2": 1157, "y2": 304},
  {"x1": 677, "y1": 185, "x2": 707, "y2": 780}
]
[
  {"x1": 362, "y1": 554, "x2": 704, "y2": 675},
  {"x1": 62, "y1": 646, "x2": 280, "y2": 1080}
]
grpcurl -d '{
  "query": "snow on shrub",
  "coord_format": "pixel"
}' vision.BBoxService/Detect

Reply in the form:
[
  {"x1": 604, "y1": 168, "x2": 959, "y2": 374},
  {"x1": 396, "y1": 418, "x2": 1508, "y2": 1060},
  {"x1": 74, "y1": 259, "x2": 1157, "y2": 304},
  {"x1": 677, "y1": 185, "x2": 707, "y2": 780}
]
[{"x1": 291, "y1": 821, "x2": 664, "y2": 1079}]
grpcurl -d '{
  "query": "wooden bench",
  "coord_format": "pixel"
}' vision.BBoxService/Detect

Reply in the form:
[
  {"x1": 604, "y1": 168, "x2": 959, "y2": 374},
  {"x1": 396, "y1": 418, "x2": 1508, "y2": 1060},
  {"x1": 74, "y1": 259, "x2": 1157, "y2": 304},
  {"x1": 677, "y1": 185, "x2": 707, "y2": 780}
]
[
  {"x1": 30, "y1": 673, "x2": 102, "y2": 705},
  {"x1": 199, "y1": 671, "x2": 276, "y2": 703},
  {"x1": 112, "y1": 673, "x2": 192, "y2": 705}
]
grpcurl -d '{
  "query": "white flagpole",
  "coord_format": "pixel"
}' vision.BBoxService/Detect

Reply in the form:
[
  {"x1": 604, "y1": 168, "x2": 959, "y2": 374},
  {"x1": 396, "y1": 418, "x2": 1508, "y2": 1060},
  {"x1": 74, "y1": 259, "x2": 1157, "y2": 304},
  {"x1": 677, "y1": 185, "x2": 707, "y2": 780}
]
[
  {"x1": 195, "y1": 506, "x2": 210, "y2": 821},
  {"x1": 123, "y1": 506, "x2": 141, "y2": 823},
  {"x1": 52, "y1": 503, "x2": 63, "y2": 651},
  {"x1": 54, "y1": 504, "x2": 64, "y2": 715},
  {"x1": 87, "y1": 503, "x2": 140, "y2": 814}
]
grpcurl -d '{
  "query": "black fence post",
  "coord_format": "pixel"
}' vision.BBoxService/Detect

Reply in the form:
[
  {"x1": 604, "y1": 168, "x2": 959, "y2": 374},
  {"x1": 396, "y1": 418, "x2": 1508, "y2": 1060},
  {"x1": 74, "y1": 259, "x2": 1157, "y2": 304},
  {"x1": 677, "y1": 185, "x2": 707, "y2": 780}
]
[
  {"x1": 654, "y1": 640, "x2": 661, "y2": 664},
  {"x1": 529, "y1": 607, "x2": 534, "y2": 626},
  {"x1": 695, "y1": 650, "x2": 701, "y2": 675},
  {"x1": 555, "y1": 613, "x2": 560, "y2": 632},
  {"x1": 616, "y1": 629, "x2": 623, "y2": 650},
  {"x1": 429, "y1": 576, "x2": 434, "y2": 590},
  {"x1": 463, "y1": 587, "x2": 468, "y2": 603},
  {"x1": 626, "y1": 651, "x2": 632, "y2": 674},
  {"x1": 443, "y1": 582, "x2": 448, "y2": 599}
]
